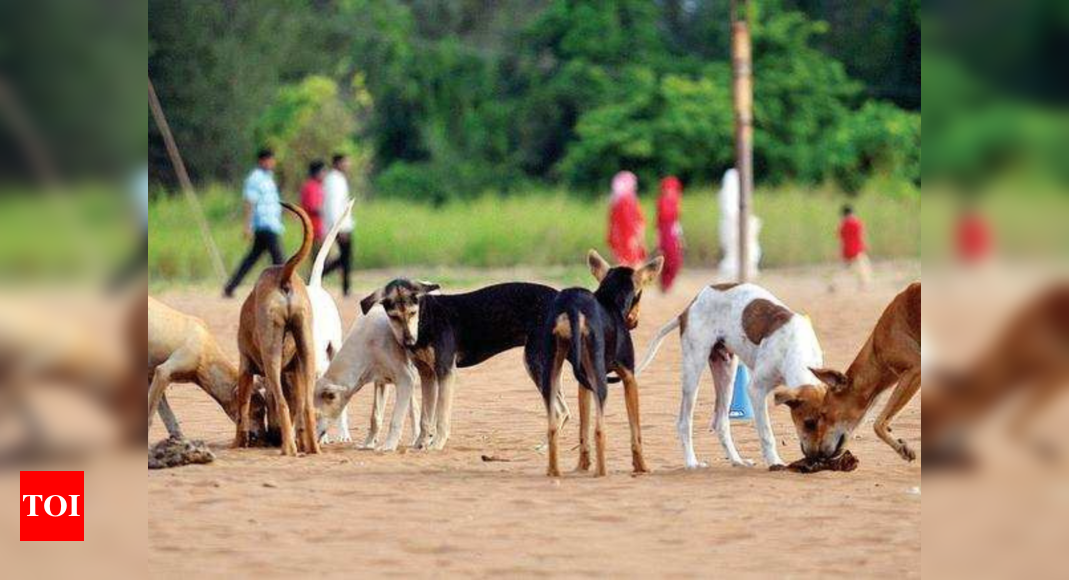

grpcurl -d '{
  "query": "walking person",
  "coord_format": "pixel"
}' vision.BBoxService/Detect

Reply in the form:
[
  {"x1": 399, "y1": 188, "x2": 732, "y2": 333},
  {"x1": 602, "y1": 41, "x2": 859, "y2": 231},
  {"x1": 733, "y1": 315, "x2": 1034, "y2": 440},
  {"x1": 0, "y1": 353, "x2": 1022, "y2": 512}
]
[
  {"x1": 838, "y1": 204, "x2": 872, "y2": 290},
  {"x1": 656, "y1": 176, "x2": 684, "y2": 292},
  {"x1": 322, "y1": 153, "x2": 354, "y2": 295},
  {"x1": 607, "y1": 170, "x2": 647, "y2": 267},
  {"x1": 300, "y1": 159, "x2": 328, "y2": 251},
  {"x1": 222, "y1": 149, "x2": 285, "y2": 298}
]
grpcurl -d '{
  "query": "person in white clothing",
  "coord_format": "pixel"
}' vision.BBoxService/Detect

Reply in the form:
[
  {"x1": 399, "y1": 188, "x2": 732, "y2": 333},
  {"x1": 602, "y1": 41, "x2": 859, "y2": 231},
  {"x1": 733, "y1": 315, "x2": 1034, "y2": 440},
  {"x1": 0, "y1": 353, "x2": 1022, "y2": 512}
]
[
  {"x1": 717, "y1": 168, "x2": 761, "y2": 280},
  {"x1": 322, "y1": 153, "x2": 355, "y2": 295}
]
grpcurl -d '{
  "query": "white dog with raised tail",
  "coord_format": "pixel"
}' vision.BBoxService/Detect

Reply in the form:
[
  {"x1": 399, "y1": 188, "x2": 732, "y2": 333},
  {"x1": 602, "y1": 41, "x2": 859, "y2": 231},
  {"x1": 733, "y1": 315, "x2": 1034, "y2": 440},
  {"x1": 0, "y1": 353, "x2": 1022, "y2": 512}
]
[
  {"x1": 637, "y1": 283, "x2": 824, "y2": 469},
  {"x1": 307, "y1": 199, "x2": 354, "y2": 442}
]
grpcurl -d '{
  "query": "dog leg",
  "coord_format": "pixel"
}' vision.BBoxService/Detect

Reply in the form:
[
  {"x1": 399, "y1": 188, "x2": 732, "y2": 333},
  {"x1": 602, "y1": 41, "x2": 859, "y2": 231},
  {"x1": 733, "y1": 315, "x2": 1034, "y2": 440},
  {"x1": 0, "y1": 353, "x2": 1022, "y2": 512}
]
[
  {"x1": 554, "y1": 389, "x2": 571, "y2": 431},
  {"x1": 294, "y1": 323, "x2": 321, "y2": 455},
  {"x1": 748, "y1": 376, "x2": 785, "y2": 467},
  {"x1": 335, "y1": 402, "x2": 353, "y2": 443},
  {"x1": 619, "y1": 368, "x2": 649, "y2": 474},
  {"x1": 232, "y1": 360, "x2": 256, "y2": 448},
  {"x1": 414, "y1": 366, "x2": 437, "y2": 449},
  {"x1": 546, "y1": 388, "x2": 562, "y2": 477},
  {"x1": 710, "y1": 355, "x2": 752, "y2": 467},
  {"x1": 157, "y1": 395, "x2": 184, "y2": 440},
  {"x1": 428, "y1": 368, "x2": 457, "y2": 451},
  {"x1": 576, "y1": 386, "x2": 592, "y2": 471},
  {"x1": 361, "y1": 381, "x2": 388, "y2": 449},
  {"x1": 594, "y1": 400, "x2": 607, "y2": 477},
  {"x1": 262, "y1": 332, "x2": 297, "y2": 456},
  {"x1": 408, "y1": 378, "x2": 422, "y2": 446},
  {"x1": 147, "y1": 363, "x2": 174, "y2": 434},
  {"x1": 874, "y1": 369, "x2": 921, "y2": 461},
  {"x1": 677, "y1": 342, "x2": 708, "y2": 469},
  {"x1": 379, "y1": 378, "x2": 413, "y2": 452}
]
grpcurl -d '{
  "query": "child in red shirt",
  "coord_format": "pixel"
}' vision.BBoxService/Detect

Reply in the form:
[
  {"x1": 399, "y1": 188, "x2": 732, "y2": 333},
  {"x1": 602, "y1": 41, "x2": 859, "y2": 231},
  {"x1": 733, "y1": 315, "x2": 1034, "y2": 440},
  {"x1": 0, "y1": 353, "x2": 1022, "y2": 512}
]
[
  {"x1": 300, "y1": 160, "x2": 327, "y2": 246},
  {"x1": 956, "y1": 204, "x2": 993, "y2": 264},
  {"x1": 839, "y1": 204, "x2": 872, "y2": 289}
]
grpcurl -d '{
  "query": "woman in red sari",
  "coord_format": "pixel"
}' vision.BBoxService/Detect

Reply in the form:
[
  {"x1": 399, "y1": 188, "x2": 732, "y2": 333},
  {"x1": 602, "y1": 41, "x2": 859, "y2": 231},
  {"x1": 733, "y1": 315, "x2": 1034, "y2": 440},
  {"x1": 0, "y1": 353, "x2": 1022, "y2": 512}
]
[
  {"x1": 607, "y1": 171, "x2": 647, "y2": 267},
  {"x1": 657, "y1": 176, "x2": 684, "y2": 291}
]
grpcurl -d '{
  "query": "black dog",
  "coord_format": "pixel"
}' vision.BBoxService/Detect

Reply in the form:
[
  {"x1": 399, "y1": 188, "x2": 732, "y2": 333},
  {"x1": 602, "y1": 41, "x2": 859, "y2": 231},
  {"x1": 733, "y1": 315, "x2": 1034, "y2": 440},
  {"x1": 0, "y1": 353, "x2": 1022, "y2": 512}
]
[
  {"x1": 527, "y1": 250, "x2": 663, "y2": 477},
  {"x1": 360, "y1": 280, "x2": 564, "y2": 450}
]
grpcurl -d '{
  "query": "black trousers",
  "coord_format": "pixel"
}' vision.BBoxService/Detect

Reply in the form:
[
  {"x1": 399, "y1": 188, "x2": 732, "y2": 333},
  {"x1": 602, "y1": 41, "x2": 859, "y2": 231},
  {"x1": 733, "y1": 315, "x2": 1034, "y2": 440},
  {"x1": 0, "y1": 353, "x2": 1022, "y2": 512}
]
[
  {"x1": 224, "y1": 230, "x2": 284, "y2": 296},
  {"x1": 322, "y1": 232, "x2": 352, "y2": 295}
]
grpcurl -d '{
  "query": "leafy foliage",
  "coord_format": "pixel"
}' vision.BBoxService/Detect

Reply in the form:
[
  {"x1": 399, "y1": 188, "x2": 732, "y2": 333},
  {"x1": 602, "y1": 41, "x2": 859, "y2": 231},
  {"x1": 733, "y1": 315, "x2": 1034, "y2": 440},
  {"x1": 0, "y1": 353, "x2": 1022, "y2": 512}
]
[
  {"x1": 253, "y1": 75, "x2": 373, "y2": 192},
  {"x1": 148, "y1": 0, "x2": 921, "y2": 200}
]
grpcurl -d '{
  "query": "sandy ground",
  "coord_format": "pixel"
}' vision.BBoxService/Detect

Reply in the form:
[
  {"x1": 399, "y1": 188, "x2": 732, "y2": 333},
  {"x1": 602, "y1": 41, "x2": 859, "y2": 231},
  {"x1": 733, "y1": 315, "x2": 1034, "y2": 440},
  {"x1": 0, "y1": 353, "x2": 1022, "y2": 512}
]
[{"x1": 148, "y1": 263, "x2": 922, "y2": 579}]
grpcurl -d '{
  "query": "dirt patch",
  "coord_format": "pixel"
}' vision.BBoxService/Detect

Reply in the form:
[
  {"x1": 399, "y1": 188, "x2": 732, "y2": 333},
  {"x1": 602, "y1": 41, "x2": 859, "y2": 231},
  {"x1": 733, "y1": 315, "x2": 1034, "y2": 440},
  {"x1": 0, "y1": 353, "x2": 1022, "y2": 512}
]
[{"x1": 149, "y1": 263, "x2": 922, "y2": 578}]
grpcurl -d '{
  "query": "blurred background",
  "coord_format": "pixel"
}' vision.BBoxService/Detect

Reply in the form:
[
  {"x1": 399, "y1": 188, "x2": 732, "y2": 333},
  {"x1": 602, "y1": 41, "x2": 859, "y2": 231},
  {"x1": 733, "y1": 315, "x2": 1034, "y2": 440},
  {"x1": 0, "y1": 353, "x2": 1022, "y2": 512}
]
[{"x1": 144, "y1": 0, "x2": 921, "y2": 281}]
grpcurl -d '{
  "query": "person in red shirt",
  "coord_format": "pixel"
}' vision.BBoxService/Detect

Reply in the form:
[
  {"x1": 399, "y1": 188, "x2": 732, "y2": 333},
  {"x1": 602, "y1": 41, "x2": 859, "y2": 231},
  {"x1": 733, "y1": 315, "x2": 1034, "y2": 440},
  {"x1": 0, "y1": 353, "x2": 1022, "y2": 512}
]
[
  {"x1": 656, "y1": 176, "x2": 684, "y2": 292},
  {"x1": 839, "y1": 204, "x2": 872, "y2": 289},
  {"x1": 956, "y1": 203, "x2": 993, "y2": 265},
  {"x1": 607, "y1": 171, "x2": 647, "y2": 267},
  {"x1": 300, "y1": 160, "x2": 327, "y2": 248}
]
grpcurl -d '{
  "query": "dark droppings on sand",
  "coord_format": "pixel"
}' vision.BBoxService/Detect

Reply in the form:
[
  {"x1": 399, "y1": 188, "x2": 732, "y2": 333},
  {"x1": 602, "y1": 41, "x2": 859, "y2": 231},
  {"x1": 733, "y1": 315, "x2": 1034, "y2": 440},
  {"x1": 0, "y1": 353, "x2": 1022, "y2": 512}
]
[
  {"x1": 771, "y1": 450, "x2": 860, "y2": 474},
  {"x1": 149, "y1": 437, "x2": 216, "y2": 469}
]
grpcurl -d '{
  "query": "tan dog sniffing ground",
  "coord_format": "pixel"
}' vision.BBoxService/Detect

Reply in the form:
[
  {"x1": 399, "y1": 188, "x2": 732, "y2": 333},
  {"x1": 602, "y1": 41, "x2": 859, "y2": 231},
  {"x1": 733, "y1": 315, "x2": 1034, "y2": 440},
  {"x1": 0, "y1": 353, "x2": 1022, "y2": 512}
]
[
  {"x1": 923, "y1": 283, "x2": 1069, "y2": 466},
  {"x1": 234, "y1": 202, "x2": 319, "y2": 456},
  {"x1": 774, "y1": 282, "x2": 921, "y2": 463},
  {"x1": 147, "y1": 296, "x2": 267, "y2": 442}
]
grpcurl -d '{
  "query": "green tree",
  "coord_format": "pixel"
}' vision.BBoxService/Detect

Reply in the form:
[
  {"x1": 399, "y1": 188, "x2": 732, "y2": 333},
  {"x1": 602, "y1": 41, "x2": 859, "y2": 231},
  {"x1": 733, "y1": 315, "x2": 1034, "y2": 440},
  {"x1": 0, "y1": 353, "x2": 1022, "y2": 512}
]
[{"x1": 254, "y1": 75, "x2": 374, "y2": 194}]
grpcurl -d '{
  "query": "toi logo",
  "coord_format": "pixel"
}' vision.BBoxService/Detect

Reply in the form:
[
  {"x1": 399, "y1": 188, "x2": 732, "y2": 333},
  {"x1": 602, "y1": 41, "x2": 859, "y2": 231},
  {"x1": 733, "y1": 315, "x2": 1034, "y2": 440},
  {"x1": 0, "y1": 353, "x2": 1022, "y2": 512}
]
[{"x1": 20, "y1": 471, "x2": 84, "y2": 541}]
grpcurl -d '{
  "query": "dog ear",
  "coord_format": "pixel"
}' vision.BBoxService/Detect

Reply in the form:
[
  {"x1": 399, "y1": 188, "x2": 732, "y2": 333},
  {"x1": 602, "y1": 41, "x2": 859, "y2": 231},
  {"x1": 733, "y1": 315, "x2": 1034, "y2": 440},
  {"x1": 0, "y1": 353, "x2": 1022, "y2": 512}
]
[
  {"x1": 633, "y1": 255, "x2": 665, "y2": 288},
  {"x1": 587, "y1": 249, "x2": 611, "y2": 282},
  {"x1": 773, "y1": 387, "x2": 804, "y2": 409},
  {"x1": 809, "y1": 367, "x2": 849, "y2": 393},
  {"x1": 413, "y1": 280, "x2": 441, "y2": 295},
  {"x1": 360, "y1": 288, "x2": 385, "y2": 315}
]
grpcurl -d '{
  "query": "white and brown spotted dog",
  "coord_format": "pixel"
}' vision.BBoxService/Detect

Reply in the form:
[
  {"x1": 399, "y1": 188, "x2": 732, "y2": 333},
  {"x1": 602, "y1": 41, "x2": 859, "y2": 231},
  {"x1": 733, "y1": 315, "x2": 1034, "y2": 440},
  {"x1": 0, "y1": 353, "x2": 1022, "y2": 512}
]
[{"x1": 638, "y1": 283, "x2": 824, "y2": 469}]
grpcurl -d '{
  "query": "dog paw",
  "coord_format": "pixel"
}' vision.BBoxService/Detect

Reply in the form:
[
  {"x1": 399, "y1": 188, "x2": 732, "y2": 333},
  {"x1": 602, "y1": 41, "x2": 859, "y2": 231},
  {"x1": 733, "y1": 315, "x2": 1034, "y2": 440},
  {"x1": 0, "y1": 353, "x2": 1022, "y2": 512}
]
[
  {"x1": 897, "y1": 439, "x2": 916, "y2": 462},
  {"x1": 731, "y1": 459, "x2": 756, "y2": 468},
  {"x1": 336, "y1": 433, "x2": 353, "y2": 444},
  {"x1": 375, "y1": 443, "x2": 399, "y2": 453},
  {"x1": 684, "y1": 461, "x2": 708, "y2": 470}
]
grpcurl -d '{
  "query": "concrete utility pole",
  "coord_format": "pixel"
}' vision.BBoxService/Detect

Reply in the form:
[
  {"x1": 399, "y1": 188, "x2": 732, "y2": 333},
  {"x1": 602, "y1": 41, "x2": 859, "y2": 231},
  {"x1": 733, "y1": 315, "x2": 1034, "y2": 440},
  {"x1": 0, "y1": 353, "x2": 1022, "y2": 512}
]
[{"x1": 731, "y1": 0, "x2": 755, "y2": 282}]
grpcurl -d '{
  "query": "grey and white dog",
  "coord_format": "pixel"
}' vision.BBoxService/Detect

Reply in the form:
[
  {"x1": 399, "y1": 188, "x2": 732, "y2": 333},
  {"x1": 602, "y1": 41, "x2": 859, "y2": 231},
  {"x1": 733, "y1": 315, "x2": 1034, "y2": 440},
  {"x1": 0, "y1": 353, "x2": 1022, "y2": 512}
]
[{"x1": 314, "y1": 305, "x2": 421, "y2": 450}]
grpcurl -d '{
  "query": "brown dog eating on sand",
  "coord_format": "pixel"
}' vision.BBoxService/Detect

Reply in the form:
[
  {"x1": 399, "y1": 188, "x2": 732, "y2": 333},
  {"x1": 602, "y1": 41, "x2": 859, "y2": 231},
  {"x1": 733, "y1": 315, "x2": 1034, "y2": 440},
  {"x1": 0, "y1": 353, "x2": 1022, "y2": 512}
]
[
  {"x1": 775, "y1": 282, "x2": 921, "y2": 463},
  {"x1": 233, "y1": 202, "x2": 319, "y2": 456}
]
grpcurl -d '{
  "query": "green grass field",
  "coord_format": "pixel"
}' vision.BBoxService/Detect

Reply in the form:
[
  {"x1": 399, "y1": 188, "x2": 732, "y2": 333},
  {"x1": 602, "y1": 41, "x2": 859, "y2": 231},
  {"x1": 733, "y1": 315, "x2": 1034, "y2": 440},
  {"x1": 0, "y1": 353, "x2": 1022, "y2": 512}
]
[
  {"x1": 0, "y1": 189, "x2": 134, "y2": 283},
  {"x1": 148, "y1": 183, "x2": 920, "y2": 282}
]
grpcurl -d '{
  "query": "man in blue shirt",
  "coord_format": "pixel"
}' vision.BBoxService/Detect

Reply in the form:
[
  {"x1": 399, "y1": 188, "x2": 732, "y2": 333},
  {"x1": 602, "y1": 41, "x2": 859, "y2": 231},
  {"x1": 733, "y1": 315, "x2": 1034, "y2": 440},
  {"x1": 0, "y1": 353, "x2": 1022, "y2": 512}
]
[{"x1": 223, "y1": 149, "x2": 285, "y2": 298}]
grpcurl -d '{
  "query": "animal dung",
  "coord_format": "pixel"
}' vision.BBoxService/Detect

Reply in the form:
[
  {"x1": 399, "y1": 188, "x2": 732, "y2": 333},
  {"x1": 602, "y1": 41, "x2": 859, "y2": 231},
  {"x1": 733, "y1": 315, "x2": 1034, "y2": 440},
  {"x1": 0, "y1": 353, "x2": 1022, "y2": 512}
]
[
  {"x1": 149, "y1": 437, "x2": 216, "y2": 469},
  {"x1": 771, "y1": 450, "x2": 859, "y2": 474}
]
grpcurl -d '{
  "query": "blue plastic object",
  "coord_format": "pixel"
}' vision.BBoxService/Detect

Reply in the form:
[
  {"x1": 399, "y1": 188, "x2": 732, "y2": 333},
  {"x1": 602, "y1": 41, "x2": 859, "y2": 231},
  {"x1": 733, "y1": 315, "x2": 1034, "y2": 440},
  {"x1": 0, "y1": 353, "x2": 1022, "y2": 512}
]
[{"x1": 729, "y1": 364, "x2": 754, "y2": 420}]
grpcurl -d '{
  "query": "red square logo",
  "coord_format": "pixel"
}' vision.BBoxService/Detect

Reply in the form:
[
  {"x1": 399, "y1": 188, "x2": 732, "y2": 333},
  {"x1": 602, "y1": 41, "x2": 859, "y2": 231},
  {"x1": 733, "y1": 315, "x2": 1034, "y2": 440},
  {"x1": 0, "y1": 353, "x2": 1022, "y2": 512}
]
[{"x1": 20, "y1": 471, "x2": 84, "y2": 541}]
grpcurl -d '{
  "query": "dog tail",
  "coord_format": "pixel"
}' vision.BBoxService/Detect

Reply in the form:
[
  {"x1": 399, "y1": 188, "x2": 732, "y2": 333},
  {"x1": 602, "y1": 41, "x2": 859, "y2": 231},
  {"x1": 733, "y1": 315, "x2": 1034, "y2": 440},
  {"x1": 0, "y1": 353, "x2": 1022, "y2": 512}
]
[
  {"x1": 280, "y1": 202, "x2": 314, "y2": 290},
  {"x1": 564, "y1": 308, "x2": 608, "y2": 404},
  {"x1": 309, "y1": 200, "x2": 354, "y2": 289},
  {"x1": 635, "y1": 315, "x2": 682, "y2": 376}
]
